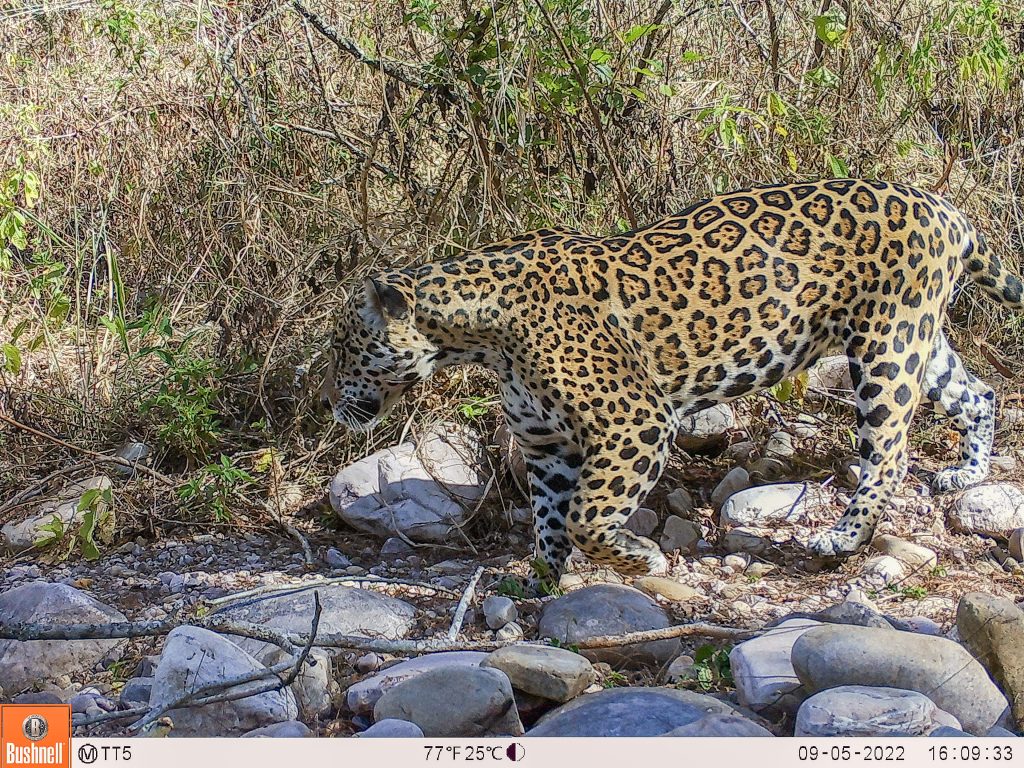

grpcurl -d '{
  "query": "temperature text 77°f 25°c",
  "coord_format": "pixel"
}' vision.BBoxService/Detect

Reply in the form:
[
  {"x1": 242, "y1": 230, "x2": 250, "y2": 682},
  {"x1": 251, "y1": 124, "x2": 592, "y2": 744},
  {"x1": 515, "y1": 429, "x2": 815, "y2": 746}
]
[{"x1": 423, "y1": 744, "x2": 526, "y2": 761}]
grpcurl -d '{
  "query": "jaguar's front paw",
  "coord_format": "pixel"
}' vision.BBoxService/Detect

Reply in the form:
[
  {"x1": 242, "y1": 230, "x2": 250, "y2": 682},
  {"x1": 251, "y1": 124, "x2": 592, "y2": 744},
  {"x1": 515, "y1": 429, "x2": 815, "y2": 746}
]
[{"x1": 807, "y1": 527, "x2": 866, "y2": 558}]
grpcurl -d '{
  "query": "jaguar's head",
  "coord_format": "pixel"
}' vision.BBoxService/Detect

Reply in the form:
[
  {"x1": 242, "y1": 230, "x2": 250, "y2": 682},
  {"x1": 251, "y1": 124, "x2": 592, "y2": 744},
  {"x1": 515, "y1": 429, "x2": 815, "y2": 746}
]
[{"x1": 319, "y1": 276, "x2": 437, "y2": 431}]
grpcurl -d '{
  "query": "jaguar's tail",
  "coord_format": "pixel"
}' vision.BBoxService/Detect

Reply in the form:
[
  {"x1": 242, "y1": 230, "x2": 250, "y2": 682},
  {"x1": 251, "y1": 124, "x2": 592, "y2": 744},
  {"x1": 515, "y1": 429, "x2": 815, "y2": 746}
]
[{"x1": 963, "y1": 228, "x2": 1024, "y2": 310}]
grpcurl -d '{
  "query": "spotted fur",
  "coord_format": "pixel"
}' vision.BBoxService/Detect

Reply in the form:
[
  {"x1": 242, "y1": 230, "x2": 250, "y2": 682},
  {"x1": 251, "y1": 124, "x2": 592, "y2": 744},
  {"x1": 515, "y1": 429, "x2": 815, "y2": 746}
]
[{"x1": 321, "y1": 180, "x2": 1022, "y2": 586}]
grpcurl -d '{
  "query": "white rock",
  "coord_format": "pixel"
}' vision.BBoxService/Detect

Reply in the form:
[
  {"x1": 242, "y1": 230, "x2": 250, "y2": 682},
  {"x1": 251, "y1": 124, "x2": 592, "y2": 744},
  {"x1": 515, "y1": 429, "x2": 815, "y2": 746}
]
[
  {"x1": 872, "y1": 535, "x2": 937, "y2": 570},
  {"x1": 723, "y1": 553, "x2": 751, "y2": 572},
  {"x1": 495, "y1": 622, "x2": 524, "y2": 641},
  {"x1": 806, "y1": 355, "x2": 853, "y2": 395},
  {"x1": 861, "y1": 555, "x2": 906, "y2": 584},
  {"x1": 151, "y1": 626, "x2": 297, "y2": 736},
  {"x1": 675, "y1": 404, "x2": 736, "y2": 453},
  {"x1": 1, "y1": 476, "x2": 112, "y2": 552},
  {"x1": 949, "y1": 484, "x2": 1024, "y2": 538},
  {"x1": 992, "y1": 456, "x2": 1018, "y2": 473},
  {"x1": 720, "y1": 483, "x2": 832, "y2": 527},
  {"x1": 264, "y1": 648, "x2": 336, "y2": 720},
  {"x1": 329, "y1": 423, "x2": 487, "y2": 542},
  {"x1": 796, "y1": 686, "x2": 949, "y2": 737},
  {"x1": 765, "y1": 432, "x2": 796, "y2": 459},
  {"x1": 729, "y1": 618, "x2": 823, "y2": 716}
]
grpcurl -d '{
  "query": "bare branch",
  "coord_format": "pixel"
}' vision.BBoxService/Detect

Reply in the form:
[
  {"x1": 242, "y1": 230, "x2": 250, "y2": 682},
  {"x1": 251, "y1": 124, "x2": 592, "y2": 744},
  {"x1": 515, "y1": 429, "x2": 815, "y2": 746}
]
[
  {"x1": 447, "y1": 566, "x2": 484, "y2": 641},
  {"x1": 291, "y1": 0, "x2": 456, "y2": 102}
]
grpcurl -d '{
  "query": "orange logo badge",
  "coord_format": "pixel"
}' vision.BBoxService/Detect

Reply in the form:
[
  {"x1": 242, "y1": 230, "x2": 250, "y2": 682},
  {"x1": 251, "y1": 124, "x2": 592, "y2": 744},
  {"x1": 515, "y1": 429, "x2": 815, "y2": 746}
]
[{"x1": 0, "y1": 705, "x2": 71, "y2": 768}]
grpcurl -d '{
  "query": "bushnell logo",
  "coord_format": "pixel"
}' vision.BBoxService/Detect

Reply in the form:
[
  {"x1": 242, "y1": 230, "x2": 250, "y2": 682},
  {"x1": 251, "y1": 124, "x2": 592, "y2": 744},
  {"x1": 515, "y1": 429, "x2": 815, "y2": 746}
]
[{"x1": 22, "y1": 715, "x2": 48, "y2": 742}]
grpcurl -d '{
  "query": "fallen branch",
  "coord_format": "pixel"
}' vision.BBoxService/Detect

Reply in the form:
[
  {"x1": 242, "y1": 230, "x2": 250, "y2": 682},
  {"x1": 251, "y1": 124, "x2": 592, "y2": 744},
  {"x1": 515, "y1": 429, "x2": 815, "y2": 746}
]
[
  {"x1": 0, "y1": 614, "x2": 300, "y2": 655},
  {"x1": 2, "y1": 611, "x2": 756, "y2": 655},
  {"x1": 447, "y1": 566, "x2": 484, "y2": 641},
  {"x1": 204, "y1": 574, "x2": 461, "y2": 608},
  {"x1": 309, "y1": 620, "x2": 759, "y2": 654},
  {"x1": 0, "y1": 412, "x2": 174, "y2": 487}
]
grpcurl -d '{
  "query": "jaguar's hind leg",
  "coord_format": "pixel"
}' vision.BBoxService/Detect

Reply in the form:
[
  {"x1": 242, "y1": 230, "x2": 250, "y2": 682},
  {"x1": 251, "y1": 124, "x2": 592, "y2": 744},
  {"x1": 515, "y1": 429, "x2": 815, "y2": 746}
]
[
  {"x1": 808, "y1": 332, "x2": 930, "y2": 557},
  {"x1": 922, "y1": 330, "x2": 996, "y2": 492},
  {"x1": 564, "y1": 434, "x2": 670, "y2": 577},
  {"x1": 522, "y1": 449, "x2": 580, "y2": 592}
]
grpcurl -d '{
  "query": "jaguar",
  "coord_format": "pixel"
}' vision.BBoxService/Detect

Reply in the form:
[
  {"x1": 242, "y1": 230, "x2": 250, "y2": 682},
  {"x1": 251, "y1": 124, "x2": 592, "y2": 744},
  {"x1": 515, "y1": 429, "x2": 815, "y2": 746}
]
[{"x1": 320, "y1": 179, "x2": 1022, "y2": 587}]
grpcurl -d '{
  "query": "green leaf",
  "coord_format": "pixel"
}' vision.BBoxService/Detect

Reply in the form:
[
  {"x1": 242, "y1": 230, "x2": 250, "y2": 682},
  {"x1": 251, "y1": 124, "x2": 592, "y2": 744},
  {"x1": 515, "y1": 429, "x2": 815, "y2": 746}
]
[
  {"x1": 2, "y1": 343, "x2": 21, "y2": 374},
  {"x1": 623, "y1": 23, "x2": 660, "y2": 44},
  {"x1": 825, "y1": 152, "x2": 850, "y2": 178},
  {"x1": 693, "y1": 644, "x2": 715, "y2": 663},
  {"x1": 813, "y1": 9, "x2": 847, "y2": 46},
  {"x1": 10, "y1": 319, "x2": 29, "y2": 342},
  {"x1": 79, "y1": 509, "x2": 101, "y2": 561}
]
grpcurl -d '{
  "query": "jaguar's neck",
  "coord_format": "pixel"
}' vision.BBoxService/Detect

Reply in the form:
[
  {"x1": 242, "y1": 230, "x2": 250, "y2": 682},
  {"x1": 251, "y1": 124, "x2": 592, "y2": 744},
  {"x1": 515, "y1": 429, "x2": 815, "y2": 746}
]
[{"x1": 408, "y1": 258, "x2": 512, "y2": 371}]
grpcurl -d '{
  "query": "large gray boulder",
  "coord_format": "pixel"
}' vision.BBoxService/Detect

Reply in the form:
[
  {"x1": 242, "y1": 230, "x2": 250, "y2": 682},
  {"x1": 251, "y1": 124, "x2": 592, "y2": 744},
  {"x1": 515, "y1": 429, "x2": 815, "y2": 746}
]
[
  {"x1": 329, "y1": 424, "x2": 487, "y2": 542},
  {"x1": 346, "y1": 651, "x2": 489, "y2": 715},
  {"x1": 150, "y1": 626, "x2": 297, "y2": 736},
  {"x1": 0, "y1": 582, "x2": 126, "y2": 693},
  {"x1": 528, "y1": 687, "x2": 735, "y2": 736},
  {"x1": 795, "y1": 686, "x2": 954, "y2": 737},
  {"x1": 791, "y1": 624, "x2": 1009, "y2": 734},
  {"x1": 538, "y1": 584, "x2": 679, "y2": 669},
  {"x1": 216, "y1": 584, "x2": 416, "y2": 662},
  {"x1": 373, "y1": 666, "x2": 523, "y2": 737},
  {"x1": 956, "y1": 593, "x2": 1024, "y2": 731}
]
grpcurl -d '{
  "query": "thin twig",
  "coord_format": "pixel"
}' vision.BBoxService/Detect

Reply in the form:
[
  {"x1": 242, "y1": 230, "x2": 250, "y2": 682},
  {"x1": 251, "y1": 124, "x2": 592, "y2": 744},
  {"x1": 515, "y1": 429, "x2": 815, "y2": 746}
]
[
  {"x1": 204, "y1": 575, "x2": 461, "y2": 608},
  {"x1": 0, "y1": 460, "x2": 91, "y2": 514},
  {"x1": 447, "y1": 566, "x2": 484, "y2": 641}
]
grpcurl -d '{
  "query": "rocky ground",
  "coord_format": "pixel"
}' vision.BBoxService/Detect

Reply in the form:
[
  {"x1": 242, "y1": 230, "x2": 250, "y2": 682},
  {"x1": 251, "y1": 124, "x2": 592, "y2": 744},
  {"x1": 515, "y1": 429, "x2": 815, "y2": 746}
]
[{"x1": 2, "y1": 357, "x2": 1024, "y2": 738}]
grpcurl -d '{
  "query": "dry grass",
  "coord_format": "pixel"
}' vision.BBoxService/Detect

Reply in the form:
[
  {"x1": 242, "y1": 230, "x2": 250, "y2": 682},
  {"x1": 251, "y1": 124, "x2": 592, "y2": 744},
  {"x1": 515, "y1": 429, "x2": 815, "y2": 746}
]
[{"x1": 1, "y1": 0, "x2": 1023, "y2": 550}]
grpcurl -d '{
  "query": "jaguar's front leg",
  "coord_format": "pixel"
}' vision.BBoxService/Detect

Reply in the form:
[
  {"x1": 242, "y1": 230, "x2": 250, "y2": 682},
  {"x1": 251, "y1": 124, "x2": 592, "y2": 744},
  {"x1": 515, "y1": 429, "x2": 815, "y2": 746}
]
[{"x1": 564, "y1": 431, "x2": 672, "y2": 577}]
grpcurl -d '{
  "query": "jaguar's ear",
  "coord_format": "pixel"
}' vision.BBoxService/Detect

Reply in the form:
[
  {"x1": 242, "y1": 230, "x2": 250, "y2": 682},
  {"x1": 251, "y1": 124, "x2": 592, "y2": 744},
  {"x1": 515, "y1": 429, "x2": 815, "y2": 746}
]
[{"x1": 360, "y1": 277, "x2": 409, "y2": 328}]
